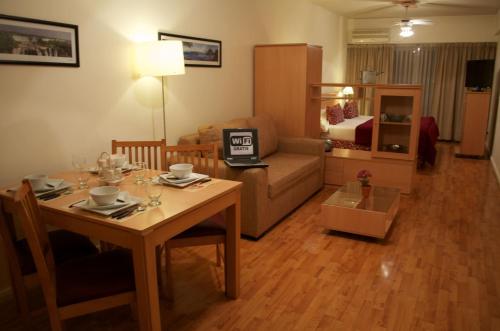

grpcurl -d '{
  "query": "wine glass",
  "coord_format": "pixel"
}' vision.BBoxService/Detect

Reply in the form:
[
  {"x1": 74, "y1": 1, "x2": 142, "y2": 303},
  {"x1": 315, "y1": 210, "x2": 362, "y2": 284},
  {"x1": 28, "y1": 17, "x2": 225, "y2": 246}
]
[
  {"x1": 146, "y1": 180, "x2": 162, "y2": 206},
  {"x1": 72, "y1": 155, "x2": 91, "y2": 189}
]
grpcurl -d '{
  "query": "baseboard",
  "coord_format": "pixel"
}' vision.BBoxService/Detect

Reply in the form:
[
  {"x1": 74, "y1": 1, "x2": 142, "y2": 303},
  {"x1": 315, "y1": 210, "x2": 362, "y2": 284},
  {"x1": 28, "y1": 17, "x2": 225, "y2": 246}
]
[{"x1": 491, "y1": 157, "x2": 500, "y2": 185}]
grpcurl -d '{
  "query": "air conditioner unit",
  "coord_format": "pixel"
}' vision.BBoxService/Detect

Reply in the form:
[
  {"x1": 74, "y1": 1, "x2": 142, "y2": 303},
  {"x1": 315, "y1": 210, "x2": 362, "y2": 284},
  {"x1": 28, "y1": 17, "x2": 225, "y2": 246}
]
[{"x1": 351, "y1": 29, "x2": 390, "y2": 44}]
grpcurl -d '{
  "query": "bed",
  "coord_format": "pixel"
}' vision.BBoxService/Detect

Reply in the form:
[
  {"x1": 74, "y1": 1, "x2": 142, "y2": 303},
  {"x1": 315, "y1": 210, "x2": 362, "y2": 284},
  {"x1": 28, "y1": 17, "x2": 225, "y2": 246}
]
[
  {"x1": 326, "y1": 116, "x2": 373, "y2": 141},
  {"x1": 321, "y1": 109, "x2": 440, "y2": 166}
]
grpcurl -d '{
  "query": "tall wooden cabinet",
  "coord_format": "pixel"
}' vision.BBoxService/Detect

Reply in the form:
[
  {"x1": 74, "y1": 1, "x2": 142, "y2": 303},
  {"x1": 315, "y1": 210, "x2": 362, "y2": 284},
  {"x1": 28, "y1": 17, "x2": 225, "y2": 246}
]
[
  {"x1": 372, "y1": 86, "x2": 422, "y2": 161},
  {"x1": 254, "y1": 44, "x2": 322, "y2": 138},
  {"x1": 457, "y1": 91, "x2": 492, "y2": 157}
]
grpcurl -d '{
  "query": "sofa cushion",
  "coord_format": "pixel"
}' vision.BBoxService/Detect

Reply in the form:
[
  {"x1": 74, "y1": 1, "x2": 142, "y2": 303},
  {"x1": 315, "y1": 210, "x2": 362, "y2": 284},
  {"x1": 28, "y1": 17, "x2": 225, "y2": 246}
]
[
  {"x1": 247, "y1": 114, "x2": 278, "y2": 158},
  {"x1": 265, "y1": 153, "x2": 321, "y2": 199},
  {"x1": 198, "y1": 118, "x2": 249, "y2": 159}
]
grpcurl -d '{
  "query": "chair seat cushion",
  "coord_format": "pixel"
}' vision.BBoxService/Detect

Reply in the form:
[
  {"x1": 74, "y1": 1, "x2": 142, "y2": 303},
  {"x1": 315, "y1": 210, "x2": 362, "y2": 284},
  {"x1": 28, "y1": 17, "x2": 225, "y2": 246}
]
[
  {"x1": 56, "y1": 249, "x2": 135, "y2": 306},
  {"x1": 16, "y1": 230, "x2": 99, "y2": 275},
  {"x1": 172, "y1": 213, "x2": 225, "y2": 239},
  {"x1": 265, "y1": 153, "x2": 321, "y2": 199}
]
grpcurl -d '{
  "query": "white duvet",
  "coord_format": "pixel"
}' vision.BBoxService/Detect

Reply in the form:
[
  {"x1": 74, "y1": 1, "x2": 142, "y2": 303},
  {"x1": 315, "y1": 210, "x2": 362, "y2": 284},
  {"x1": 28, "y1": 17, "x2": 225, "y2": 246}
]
[{"x1": 326, "y1": 116, "x2": 373, "y2": 142}]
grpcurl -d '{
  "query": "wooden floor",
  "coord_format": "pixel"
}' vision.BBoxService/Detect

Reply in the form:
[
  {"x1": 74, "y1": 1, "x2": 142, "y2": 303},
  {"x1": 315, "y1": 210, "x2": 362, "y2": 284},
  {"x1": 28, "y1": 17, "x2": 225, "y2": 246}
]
[{"x1": 1, "y1": 143, "x2": 499, "y2": 330}]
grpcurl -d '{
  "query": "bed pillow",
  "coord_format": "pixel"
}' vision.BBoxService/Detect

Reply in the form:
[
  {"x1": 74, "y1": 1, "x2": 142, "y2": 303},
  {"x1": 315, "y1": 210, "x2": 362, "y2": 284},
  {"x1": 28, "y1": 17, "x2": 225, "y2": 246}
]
[
  {"x1": 326, "y1": 104, "x2": 344, "y2": 125},
  {"x1": 343, "y1": 101, "x2": 359, "y2": 119}
]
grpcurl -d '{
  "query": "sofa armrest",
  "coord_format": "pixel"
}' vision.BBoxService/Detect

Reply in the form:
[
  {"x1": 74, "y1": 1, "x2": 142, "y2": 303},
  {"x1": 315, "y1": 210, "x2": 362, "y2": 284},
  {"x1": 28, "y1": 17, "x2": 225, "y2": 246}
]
[
  {"x1": 277, "y1": 137, "x2": 324, "y2": 157},
  {"x1": 218, "y1": 161, "x2": 268, "y2": 237},
  {"x1": 178, "y1": 133, "x2": 200, "y2": 145}
]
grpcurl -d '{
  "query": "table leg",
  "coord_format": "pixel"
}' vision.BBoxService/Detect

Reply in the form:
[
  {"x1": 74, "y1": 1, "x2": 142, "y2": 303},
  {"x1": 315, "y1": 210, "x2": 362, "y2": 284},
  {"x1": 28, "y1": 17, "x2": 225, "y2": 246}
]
[
  {"x1": 132, "y1": 236, "x2": 162, "y2": 331},
  {"x1": 225, "y1": 192, "x2": 240, "y2": 298}
]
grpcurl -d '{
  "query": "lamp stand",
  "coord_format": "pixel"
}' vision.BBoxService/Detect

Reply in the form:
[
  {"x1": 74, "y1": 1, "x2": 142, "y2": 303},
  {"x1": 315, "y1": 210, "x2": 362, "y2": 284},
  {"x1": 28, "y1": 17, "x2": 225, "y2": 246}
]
[{"x1": 161, "y1": 76, "x2": 167, "y2": 141}]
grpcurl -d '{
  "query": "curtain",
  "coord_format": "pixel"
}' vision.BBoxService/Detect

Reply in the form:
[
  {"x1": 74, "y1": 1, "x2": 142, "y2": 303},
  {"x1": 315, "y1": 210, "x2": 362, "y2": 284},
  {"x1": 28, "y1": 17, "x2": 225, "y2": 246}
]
[
  {"x1": 346, "y1": 44, "x2": 394, "y2": 84},
  {"x1": 346, "y1": 42, "x2": 497, "y2": 140}
]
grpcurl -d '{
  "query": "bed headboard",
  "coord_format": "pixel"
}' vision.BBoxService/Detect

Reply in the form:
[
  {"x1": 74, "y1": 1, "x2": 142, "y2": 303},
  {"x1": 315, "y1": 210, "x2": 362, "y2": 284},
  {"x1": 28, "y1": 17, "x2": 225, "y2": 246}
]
[{"x1": 321, "y1": 93, "x2": 340, "y2": 109}]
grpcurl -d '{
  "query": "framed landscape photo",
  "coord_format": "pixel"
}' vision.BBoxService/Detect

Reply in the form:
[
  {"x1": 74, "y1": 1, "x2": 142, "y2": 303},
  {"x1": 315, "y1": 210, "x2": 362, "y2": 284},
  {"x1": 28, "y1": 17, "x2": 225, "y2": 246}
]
[
  {"x1": 159, "y1": 32, "x2": 221, "y2": 68},
  {"x1": 0, "y1": 14, "x2": 79, "y2": 67}
]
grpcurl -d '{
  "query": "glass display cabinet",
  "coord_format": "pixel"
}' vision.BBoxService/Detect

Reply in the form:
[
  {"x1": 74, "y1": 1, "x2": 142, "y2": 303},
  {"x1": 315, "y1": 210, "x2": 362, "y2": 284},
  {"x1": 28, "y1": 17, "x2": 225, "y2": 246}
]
[{"x1": 371, "y1": 86, "x2": 421, "y2": 160}]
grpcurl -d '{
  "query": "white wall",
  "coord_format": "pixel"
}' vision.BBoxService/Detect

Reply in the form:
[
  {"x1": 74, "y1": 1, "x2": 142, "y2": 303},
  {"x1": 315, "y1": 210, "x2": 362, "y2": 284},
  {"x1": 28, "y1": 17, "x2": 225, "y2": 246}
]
[
  {"x1": 0, "y1": 0, "x2": 346, "y2": 292},
  {"x1": 349, "y1": 15, "x2": 498, "y2": 43},
  {"x1": 0, "y1": 0, "x2": 346, "y2": 187}
]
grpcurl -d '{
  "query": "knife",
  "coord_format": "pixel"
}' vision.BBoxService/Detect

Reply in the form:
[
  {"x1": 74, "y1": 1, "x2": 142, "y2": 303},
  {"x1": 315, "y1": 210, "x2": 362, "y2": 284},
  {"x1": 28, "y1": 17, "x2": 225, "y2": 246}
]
[
  {"x1": 110, "y1": 204, "x2": 138, "y2": 218},
  {"x1": 37, "y1": 187, "x2": 70, "y2": 199},
  {"x1": 40, "y1": 193, "x2": 61, "y2": 201},
  {"x1": 116, "y1": 208, "x2": 136, "y2": 220}
]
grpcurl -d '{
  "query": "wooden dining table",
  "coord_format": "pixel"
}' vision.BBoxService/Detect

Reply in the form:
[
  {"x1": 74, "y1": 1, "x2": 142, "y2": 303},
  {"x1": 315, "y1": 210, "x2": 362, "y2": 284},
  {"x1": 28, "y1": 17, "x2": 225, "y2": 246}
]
[{"x1": 0, "y1": 171, "x2": 242, "y2": 331}]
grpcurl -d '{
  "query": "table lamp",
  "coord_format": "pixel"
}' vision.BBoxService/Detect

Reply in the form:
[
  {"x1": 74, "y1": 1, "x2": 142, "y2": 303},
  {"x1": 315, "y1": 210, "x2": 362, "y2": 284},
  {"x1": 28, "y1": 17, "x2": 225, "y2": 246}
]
[
  {"x1": 342, "y1": 86, "x2": 354, "y2": 98},
  {"x1": 135, "y1": 40, "x2": 185, "y2": 140}
]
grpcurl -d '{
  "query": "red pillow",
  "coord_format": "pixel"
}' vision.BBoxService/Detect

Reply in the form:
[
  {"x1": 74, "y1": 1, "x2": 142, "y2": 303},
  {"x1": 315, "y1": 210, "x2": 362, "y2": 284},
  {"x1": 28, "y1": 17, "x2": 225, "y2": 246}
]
[
  {"x1": 343, "y1": 101, "x2": 358, "y2": 119},
  {"x1": 326, "y1": 104, "x2": 344, "y2": 125}
]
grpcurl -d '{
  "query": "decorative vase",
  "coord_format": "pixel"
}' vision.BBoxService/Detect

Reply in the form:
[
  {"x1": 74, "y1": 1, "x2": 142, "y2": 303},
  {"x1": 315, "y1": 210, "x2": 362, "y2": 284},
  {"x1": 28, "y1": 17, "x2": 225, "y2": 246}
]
[{"x1": 361, "y1": 185, "x2": 371, "y2": 199}]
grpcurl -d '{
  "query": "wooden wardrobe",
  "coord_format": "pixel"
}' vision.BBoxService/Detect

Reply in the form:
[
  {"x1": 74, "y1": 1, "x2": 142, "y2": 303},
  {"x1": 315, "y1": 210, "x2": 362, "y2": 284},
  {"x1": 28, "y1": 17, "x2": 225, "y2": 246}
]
[
  {"x1": 254, "y1": 44, "x2": 322, "y2": 138},
  {"x1": 457, "y1": 91, "x2": 492, "y2": 157}
]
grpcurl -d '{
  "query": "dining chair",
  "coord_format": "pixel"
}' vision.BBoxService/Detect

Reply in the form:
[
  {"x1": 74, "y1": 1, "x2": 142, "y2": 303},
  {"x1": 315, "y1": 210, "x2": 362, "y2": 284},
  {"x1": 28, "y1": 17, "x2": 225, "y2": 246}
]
[
  {"x1": 0, "y1": 198, "x2": 99, "y2": 321},
  {"x1": 160, "y1": 143, "x2": 225, "y2": 298},
  {"x1": 106, "y1": 139, "x2": 168, "y2": 251},
  {"x1": 13, "y1": 180, "x2": 136, "y2": 331},
  {"x1": 111, "y1": 139, "x2": 167, "y2": 170}
]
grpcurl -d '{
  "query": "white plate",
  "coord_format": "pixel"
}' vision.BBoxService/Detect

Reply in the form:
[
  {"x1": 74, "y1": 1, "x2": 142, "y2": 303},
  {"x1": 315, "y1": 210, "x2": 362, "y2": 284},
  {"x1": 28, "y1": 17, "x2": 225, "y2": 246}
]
[
  {"x1": 158, "y1": 172, "x2": 209, "y2": 188},
  {"x1": 83, "y1": 199, "x2": 130, "y2": 210},
  {"x1": 88, "y1": 163, "x2": 135, "y2": 175},
  {"x1": 34, "y1": 181, "x2": 73, "y2": 197},
  {"x1": 34, "y1": 178, "x2": 66, "y2": 192},
  {"x1": 72, "y1": 193, "x2": 143, "y2": 216},
  {"x1": 99, "y1": 177, "x2": 125, "y2": 186}
]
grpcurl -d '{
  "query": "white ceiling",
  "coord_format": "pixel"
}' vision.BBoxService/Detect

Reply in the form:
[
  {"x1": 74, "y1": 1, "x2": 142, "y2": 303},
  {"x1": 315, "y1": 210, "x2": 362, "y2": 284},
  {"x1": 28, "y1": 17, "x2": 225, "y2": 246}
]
[{"x1": 311, "y1": 0, "x2": 500, "y2": 18}]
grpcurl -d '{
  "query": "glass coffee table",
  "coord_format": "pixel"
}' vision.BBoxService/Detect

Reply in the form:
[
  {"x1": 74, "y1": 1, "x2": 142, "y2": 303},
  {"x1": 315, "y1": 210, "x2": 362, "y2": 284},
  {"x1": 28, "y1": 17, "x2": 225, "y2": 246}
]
[{"x1": 319, "y1": 182, "x2": 400, "y2": 239}]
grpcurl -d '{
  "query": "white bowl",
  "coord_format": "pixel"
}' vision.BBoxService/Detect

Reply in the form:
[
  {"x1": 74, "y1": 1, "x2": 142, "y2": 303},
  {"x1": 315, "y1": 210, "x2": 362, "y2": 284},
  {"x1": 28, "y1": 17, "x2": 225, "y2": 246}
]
[
  {"x1": 89, "y1": 186, "x2": 120, "y2": 206},
  {"x1": 24, "y1": 174, "x2": 48, "y2": 191},
  {"x1": 169, "y1": 163, "x2": 193, "y2": 179},
  {"x1": 110, "y1": 154, "x2": 127, "y2": 168}
]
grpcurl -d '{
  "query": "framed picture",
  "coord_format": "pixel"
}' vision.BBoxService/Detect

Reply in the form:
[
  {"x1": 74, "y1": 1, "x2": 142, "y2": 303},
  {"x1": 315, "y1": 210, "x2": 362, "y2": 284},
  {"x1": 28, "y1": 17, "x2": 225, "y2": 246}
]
[
  {"x1": 159, "y1": 32, "x2": 221, "y2": 68},
  {"x1": 0, "y1": 14, "x2": 79, "y2": 67}
]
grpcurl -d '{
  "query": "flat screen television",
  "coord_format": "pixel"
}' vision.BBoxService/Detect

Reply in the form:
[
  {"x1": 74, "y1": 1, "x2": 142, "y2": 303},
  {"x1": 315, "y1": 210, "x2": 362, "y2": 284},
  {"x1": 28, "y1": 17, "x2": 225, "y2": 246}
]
[{"x1": 465, "y1": 60, "x2": 494, "y2": 89}]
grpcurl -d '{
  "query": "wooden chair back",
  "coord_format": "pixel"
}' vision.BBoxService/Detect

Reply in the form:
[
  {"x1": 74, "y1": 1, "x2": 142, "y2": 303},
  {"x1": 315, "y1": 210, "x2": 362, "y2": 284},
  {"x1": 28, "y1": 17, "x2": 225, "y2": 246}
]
[
  {"x1": 0, "y1": 198, "x2": 32, "y2": 316},
  {"x1": 161, "y1": 144, "x2": 218, "y2": 178},
  {"x1": 0, "y1": 199, "x2": 18, "y2": 258},
  {"x1": 112, "y1": 139, "x2": 166, "y2": 170},
  {"x1": 14, "y1": 180, "x2": 58, "y2": 311}
]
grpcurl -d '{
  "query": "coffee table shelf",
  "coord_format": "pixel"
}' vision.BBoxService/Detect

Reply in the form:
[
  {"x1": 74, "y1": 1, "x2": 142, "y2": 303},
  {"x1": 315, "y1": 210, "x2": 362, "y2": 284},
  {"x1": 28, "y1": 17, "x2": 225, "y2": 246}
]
[{"x1": 319, "y1": 183, "x2": 400, "y2": 239}]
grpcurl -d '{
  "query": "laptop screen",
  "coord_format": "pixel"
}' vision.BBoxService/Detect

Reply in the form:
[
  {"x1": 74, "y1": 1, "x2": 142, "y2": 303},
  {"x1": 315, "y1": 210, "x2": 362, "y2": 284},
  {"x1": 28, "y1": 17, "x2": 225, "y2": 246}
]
[{"x1": 222, "y1": 128, "x2": 260, "y2": 162}]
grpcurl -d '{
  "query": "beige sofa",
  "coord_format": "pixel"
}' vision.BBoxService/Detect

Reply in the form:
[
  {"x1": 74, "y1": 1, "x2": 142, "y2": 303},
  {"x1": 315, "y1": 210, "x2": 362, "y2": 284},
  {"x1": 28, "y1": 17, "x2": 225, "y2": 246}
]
[{"x1": 179, "y1": 114, "x2": 324, "y2": 239}]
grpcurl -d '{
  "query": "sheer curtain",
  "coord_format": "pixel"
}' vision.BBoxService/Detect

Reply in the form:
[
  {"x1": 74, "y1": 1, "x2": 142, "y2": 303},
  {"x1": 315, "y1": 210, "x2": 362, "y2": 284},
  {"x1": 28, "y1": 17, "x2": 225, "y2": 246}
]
[
  {"x1": 346, "y1": 44, "x2": 395, "y2": 84},
  {"x1": 346, "y1": 43, "x2": 497, "y2": 140}
]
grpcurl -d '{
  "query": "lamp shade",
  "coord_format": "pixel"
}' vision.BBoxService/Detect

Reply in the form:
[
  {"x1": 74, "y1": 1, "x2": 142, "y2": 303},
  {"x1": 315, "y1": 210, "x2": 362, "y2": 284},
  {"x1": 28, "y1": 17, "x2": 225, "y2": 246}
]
[
  {"x1": 135, "y1": 40, "x2": 185, "y2": 77},
  {"x1": 342, "y1": 86, "x2": 354, "y2": 95}
]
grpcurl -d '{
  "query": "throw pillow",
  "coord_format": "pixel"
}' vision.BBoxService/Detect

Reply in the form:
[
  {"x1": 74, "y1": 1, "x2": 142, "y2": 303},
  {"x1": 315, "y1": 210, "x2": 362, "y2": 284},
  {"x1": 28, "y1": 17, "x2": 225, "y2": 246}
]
[
  {"x1": 247, "y1": 113, "x2": 278, "y2": 158},
  {"x1": 326, "y1": 104, "x2": 344, "y2": 125},
  {"x1": 343, "y1": 101, "x2": 359, "y2": 119},
  {"x1": 198, "y1": 118, "x2": 249, "y2": 159}
]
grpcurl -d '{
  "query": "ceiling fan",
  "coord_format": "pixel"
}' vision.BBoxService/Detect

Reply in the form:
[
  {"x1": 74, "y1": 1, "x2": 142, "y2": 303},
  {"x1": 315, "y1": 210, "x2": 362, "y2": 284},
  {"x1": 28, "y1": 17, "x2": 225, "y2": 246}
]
[
  {"x1": 394, "y1": 4, "x2": 432, "y2": 37},
  {"x1": 354, "y1": 0, "x2": 499, "y2": 17}
]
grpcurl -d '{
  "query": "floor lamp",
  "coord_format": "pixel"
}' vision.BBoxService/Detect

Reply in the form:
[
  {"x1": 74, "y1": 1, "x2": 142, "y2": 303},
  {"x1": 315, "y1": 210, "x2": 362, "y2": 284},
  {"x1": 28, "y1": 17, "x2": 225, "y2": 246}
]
[{"x1": 135, "y1": 40, "x2": 185, "y2": 140}]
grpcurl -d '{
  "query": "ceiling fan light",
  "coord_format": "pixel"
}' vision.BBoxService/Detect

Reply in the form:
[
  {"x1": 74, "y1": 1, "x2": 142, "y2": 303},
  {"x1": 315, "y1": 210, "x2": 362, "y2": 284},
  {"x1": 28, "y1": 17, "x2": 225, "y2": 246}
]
[{"x1": 400, "y1": 26, "x2": 414, "y2": 37}]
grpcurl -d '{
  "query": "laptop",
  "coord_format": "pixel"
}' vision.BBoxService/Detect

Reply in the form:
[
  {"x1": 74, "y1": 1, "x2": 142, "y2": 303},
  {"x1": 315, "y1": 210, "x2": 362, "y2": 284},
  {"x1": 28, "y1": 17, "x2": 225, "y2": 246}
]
[{"x1": 222, "y1": 128, "x2": 268, "y2": 168}]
